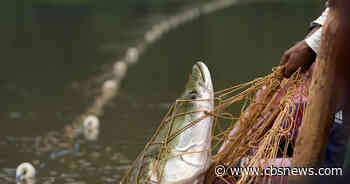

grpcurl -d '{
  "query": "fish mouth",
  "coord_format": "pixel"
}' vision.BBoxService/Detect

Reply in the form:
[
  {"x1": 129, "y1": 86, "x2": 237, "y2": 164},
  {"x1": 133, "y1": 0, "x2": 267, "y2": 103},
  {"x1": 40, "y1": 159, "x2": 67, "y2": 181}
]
[{"x1": 193, "y1": 62, "x2": 212, "y2": 89}]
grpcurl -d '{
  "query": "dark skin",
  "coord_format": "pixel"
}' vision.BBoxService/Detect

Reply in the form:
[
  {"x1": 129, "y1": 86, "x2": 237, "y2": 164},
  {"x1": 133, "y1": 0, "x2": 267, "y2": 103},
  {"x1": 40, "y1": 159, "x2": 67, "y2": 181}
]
[
  {"x1": 282, "y1": 11, "x2": 350, "y2": 167},
  {"x1": 279, "y1": 26, "x2": 321, "y2": 77}
]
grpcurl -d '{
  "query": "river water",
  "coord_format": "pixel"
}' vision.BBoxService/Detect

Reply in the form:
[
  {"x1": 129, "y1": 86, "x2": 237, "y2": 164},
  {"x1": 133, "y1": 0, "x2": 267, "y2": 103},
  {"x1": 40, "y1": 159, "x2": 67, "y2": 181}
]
[{"x1": 0, "y1": 1, "x2": 323, "y2": 183}]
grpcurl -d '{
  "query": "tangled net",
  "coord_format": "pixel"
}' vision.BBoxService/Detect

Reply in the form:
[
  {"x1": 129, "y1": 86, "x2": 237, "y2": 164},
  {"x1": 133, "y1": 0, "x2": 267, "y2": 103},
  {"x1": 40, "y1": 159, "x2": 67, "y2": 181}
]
[
  {"x1": 206, "y1": 66, "x2": 309, "y2": 184},
  {"x1": 121, "y1": 66, "x2": 311, "y2": 184}
]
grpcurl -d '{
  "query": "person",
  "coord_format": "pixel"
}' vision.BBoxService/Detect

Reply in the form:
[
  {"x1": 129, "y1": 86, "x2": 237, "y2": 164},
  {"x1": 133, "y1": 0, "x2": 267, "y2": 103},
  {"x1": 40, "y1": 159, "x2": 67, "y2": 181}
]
[
  {"x1": 209, "y1": 3, "x2": 349, "y2": 184},
  {"x1": 218, "y1": 2, "x2": 347, "y2": 169},
  {"x1": 279, "y1": 5, "x2": 348, "y2": 168}
]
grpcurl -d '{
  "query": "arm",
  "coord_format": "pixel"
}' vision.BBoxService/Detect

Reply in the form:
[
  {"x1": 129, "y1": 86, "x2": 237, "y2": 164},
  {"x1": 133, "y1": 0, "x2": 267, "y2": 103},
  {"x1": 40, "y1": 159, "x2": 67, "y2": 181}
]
[{"x1": 280, "y1": 8, "x2": 329, "y2": 77}]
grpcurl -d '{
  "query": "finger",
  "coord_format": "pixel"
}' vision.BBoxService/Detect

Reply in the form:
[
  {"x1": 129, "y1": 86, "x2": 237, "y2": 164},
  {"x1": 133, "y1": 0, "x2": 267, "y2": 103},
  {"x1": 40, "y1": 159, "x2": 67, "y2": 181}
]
[
  {"x1": 280, "y1": 52, "x2": 290, "y2": 66},
  {"x1": 284, "y1": 54, "x2": 299, "y2": 77},
  {"x1": 301, "y1": 62, "x2": 312, "y2": 72}
]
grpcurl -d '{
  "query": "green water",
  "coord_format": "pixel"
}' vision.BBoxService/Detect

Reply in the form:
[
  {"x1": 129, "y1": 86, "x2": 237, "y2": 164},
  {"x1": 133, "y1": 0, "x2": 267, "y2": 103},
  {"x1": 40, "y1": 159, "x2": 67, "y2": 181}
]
[{"x1": 0, "y1": 1, "x2": 324, "y2": 183}]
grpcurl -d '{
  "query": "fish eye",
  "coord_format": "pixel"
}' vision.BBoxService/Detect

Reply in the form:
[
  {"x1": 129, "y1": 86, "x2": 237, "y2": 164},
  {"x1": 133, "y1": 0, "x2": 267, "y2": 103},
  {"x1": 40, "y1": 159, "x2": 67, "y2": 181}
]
[{"x1": 189, "y1": 90, "x2": 197, "y2": 99}]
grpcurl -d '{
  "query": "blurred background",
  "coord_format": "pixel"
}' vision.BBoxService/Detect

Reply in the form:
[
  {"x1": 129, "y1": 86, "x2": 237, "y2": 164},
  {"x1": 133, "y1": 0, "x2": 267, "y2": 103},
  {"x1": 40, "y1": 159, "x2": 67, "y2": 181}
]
[{"x1": 0, "y1": 0, "x2": 325, "y2": 183}]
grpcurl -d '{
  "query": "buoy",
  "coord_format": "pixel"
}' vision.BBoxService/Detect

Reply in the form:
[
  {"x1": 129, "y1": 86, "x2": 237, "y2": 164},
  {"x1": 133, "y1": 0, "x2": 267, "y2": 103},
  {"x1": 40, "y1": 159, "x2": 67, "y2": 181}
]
[
  {"x1": 16, "y1": 162, "x2": 36, "y2": 184},
  {"x1": 83, "y1": 115, "x2": 100, "y2": 141},
  {"x1": 113, "y1": 61, "x2": 127, "y2": 78},
  {"x1": 125, "y1": 47, "x2": 139, "y2": 64},
  {"x1": 102, "y1": 80, "x2": 117, "y2": 92}
]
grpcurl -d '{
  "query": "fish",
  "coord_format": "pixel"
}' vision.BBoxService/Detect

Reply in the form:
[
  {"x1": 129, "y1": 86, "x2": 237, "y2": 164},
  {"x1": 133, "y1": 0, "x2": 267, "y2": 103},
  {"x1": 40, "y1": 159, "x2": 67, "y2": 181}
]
[{"x1": 121, "y1": 62, "x2": 214, "y2": 184}]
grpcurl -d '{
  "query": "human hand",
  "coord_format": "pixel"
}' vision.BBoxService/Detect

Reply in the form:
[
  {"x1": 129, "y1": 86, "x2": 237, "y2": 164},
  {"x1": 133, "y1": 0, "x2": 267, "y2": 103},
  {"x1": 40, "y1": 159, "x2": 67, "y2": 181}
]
[{"x1": 279, "y1": 40, "x2": 316, "y2": 77}]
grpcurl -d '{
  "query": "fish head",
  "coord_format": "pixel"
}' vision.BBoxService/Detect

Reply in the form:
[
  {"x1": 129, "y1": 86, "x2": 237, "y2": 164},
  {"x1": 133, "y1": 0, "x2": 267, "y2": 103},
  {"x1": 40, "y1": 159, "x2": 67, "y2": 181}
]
[
  {"x1": 158, "y1": 62, "x2": 214, "y2": 183},
  {"x1": 182, "y1": 62, "x2": 213, "y2": 105},
  {"x1": 172, "y1": 62, "x2": 214, "y2": 158}
]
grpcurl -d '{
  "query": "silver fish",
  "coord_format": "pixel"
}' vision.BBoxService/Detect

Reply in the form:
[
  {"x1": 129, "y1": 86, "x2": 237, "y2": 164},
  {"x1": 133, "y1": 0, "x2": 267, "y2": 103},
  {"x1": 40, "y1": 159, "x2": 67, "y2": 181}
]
[{"x1": 121, "y1": 62, "x2": 214, "y2": 184}]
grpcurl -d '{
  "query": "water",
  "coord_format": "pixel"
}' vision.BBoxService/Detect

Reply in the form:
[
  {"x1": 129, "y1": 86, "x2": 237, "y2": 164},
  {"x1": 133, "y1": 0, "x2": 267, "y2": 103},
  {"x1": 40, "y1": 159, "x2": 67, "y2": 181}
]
[{"x1": 0, "y1": 1, "x2": 323, "y2": 183}]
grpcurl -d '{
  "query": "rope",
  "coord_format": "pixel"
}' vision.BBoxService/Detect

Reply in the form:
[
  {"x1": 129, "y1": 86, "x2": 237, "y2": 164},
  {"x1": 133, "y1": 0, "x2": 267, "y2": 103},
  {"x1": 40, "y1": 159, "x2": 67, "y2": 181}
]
[{"x1": 39, "y1": 143, "x2": 80, "y2": 169}]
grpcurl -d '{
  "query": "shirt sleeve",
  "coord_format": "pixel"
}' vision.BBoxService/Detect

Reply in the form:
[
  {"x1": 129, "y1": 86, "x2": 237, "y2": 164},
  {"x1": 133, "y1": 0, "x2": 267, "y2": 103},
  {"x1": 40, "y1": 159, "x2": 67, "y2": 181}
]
[
  {"x1": 313, "y1": 8, "x2": 329, "y2": 26},
  {"x1": 305, "y1": 28, "x2": 322, "y2": 54},
  {"x1": 305, "y1": 8, "x2": 329, "y2": 54}
]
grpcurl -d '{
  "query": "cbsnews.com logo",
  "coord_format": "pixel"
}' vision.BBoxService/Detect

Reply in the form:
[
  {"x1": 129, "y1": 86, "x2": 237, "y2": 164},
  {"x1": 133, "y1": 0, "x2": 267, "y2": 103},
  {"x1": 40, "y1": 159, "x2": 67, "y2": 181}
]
[{"x1": 215, "y1": 164, "x2": 343, "y2": 177}]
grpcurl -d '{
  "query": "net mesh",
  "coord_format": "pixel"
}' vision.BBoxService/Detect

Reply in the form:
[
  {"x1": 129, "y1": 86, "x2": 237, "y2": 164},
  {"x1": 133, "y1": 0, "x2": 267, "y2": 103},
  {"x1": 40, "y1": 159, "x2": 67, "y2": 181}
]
[
  {"x1": 121, "y1": 66, "x2": 309, "y2": 184},
  {"x1": 206, "y1": 67, "x2": 307, "y2": 184}
]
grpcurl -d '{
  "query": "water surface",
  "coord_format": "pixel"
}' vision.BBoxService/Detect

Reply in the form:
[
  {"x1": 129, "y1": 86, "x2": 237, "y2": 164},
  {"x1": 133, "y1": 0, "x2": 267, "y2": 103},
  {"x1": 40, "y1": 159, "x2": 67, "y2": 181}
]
[{"x1": 0, "y1": 1, "x2": 323, "y2": 183}]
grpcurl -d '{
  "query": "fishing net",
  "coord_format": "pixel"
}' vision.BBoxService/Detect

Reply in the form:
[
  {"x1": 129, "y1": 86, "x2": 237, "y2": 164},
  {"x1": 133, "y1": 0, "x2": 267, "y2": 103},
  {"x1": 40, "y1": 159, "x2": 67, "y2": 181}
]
[
  {"x1": 205, "y1": 65, "x2": 311, "y2": 184},
  {"x1": 120, "y1": 94, "x2": 214, "y2": 183},
  {"x1": 121, "y1": 65, "x2": 312, "y2": 184}
]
